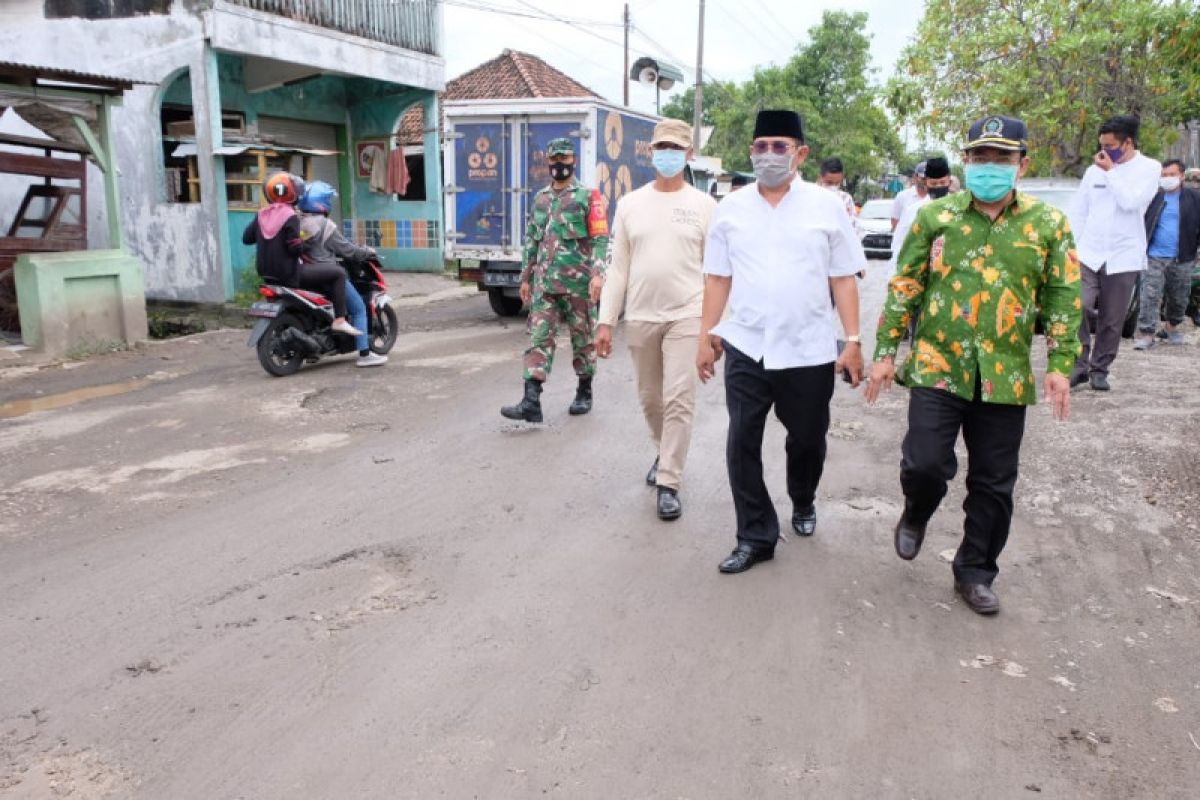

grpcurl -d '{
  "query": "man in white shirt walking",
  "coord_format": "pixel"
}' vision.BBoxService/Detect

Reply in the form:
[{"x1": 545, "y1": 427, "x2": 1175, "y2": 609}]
[
  {"x1": 697, "y1": 109, "x2": 867, "y2": 575},
  {"x1": 889, "y1": 156, "x2": 953, "y2": 271},
  {"x1": 891, "y1": 161, "x2": 928, "y2": 231},
  {"x1": 1069, "y1": 115, "x2": 1161, "y2": 391},
  {"x1": 596, "y1": 119, "x2": 717, "y2": 521}
]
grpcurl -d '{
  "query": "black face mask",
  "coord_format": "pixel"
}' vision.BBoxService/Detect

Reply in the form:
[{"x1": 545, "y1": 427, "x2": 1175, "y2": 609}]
[
  {"x1": 549, "y1": 163, "x2": 574, "y2": 182},
  {"x1": 928, "y1": 186, "x2": 950, "y2": 199}
]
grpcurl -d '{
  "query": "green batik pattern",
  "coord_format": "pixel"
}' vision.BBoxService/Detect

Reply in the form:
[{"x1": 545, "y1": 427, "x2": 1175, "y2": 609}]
[
  {"x1": 520, "y1": 182, "x2": 609, "y2": 297},
  {"x1": 874, "y1": 191, "x2": 1083, "y2": 406}
]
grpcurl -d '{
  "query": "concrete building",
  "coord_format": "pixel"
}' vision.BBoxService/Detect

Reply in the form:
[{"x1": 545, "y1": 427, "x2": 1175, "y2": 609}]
[{"x1": 0, "y1": 0, "x2": 446, "y2": 305}]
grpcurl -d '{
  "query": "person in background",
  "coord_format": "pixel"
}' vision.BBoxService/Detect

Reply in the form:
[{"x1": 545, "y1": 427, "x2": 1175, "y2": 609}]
[
  {"x1": 597, "y1": 119, "x2": 716, "y2": 521},
  {"x1": 243, "y1": 172, "x2": 360, "y2": 337},
  {"x1": 297, "y1": 181, "x2": 387, "y2": 367},
  {"x1": 1068, "y1": 115, "x2": 1161, "y2": 391},
  {"x1": 817, "y1": 157, "x2": 861, "y2": 235},
  {"x1": 889, "y1": 156, "x2": 953, "y2": 271},
  {"x1": 500, "y1": 138, "x2": 609, "y2": 423},
  {"x1": 697, "y1": 109, "x2": 866, "y2": 575},
  {"x1": 1134, "y1": 159, "x2": 1199, "y2": 349},
  {"x1": 1184, "y1": 167, "x2": 1200, "y2": 191},
  {"x1": 891, "y1": 161, "x2": 928, "y2": 231}
]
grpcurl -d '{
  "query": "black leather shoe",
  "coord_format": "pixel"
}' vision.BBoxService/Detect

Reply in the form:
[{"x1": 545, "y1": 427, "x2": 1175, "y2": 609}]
[
  {"x1": 894, "y1": 514, "x2": 927, "y2": 560},
  {"x1": 718, "y1": 543, "x2": 773, "y2": 574},
  {"x1": 500, "y1": 379, "x2": 543, "y2": 423},
  {"x1": 1068, "y1": 366, "x2": 1089, "y2": 388},
  {"x1": 1089, "y1": 373, "x2": 1110, "y2": 391},
  {"x1": 955, "y1": 582, "x2": 1000, "y2": 615},
  {"x1": 645, "y1": 456, "x2": 659, "y2": 486},
  {"x1": 791, "y1": 506, "x2": 816, "y2": 537},
  {"x1": 656, "y1": 487, "x2": 681, "y2": 520}
]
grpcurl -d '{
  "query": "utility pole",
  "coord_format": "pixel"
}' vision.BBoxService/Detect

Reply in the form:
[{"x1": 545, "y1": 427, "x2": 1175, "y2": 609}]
[
  {"x1": 623, "y1": 4, "x2": 630, "y2": 107},
  {"x1": 693, "y1": 0, "x2": 705, "y2": 151}
]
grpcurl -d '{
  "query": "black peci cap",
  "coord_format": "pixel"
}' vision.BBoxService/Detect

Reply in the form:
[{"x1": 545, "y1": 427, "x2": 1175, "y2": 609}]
[{"x1": 753, "y1": 110, "x2": 804, "y2": 143}]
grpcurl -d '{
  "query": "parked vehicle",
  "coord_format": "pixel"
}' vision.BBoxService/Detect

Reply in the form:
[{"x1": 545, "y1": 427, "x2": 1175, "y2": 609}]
[
  {"x1": 858, "y1": 198, "x2": 893, "y2": 259},
  {"x1": 443, "y1": 98, "x2": 659, "y2": 316},
  {"x1": 247, "y1": 255, "x2": 397, "y2": 376}
]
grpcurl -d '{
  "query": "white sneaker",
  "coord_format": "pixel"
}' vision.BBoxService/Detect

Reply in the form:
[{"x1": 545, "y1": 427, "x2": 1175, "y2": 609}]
[
  {"x1": 356, "y1": 352, "x2": 388, "y2": 368},
  {"x1": 331, "y1": 319, "x2": 364, "y2": 337},
  {"x1": 1133, "y1": 336, "x2": 1154, "y2": 351}
]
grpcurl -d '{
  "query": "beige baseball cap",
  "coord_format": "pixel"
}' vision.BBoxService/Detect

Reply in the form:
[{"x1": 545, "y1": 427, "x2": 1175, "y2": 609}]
[{"x1": 651, "y1": 118, "x2": 693, "y2": 149}]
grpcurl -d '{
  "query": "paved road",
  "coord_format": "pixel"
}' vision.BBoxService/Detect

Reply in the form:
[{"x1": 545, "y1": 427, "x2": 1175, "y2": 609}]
[{"x1": 1, "y1": 271, "x2": 1197, "y2": 798}]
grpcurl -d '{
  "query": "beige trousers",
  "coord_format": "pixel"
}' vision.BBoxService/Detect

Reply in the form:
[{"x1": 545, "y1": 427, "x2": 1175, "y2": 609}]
[{"x1": 624, "y1": 317, "x2": 701, "y2": 491}]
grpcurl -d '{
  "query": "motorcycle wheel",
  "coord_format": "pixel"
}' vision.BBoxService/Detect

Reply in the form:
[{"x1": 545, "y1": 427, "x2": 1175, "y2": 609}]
[
  {"x1": 256, "y1": 313, "x2": 306, "y2": 376},
  {"x1": 371, "y1": 304, "x2": 399, "y2": 355}
]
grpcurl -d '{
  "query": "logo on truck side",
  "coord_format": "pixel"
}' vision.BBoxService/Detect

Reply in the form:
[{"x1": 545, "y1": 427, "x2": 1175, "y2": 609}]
[{"x1": 467, "y1": 136, "x2": 499, "y2": 179}]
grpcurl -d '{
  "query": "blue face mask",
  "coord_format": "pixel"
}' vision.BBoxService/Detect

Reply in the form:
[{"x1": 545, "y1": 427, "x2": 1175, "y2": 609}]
[
  {"x1": 652, "y1": 149, "x2": 687, "y2": 178},
  {"x1": 964, "y1": 163, "x2": 1018, "y2": 202}
]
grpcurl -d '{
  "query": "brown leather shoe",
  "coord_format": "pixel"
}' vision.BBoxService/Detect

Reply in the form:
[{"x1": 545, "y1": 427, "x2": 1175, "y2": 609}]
[
  {"x1": 955, "y1": 582, "x2": 1000, "y2": 615},
  {"x1": 894, "y1": 515, "x2": 926, "y2": 560}
]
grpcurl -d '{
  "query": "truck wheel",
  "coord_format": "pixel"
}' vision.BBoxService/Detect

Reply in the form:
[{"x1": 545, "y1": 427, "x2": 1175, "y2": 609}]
[{"x1": 488, "y1": 287, "x2": 524, "y2": 317}]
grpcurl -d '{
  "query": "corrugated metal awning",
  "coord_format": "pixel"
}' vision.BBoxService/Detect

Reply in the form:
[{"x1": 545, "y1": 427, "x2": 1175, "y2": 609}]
[
  {"x1": 171, "y1": 143, "x2": 341, "y2": 158},
  {"x1": 0, "y1": 60, "x2": 148, "y2": 92}
]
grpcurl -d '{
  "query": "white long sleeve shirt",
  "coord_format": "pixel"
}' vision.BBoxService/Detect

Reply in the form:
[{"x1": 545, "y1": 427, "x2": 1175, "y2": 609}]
[
  {"x1": 1070, "y1": 152, "x2": 1161, "y2": 273},
  {"x1": 703, "y1": 178, "x2": 866, "y2": 369}
]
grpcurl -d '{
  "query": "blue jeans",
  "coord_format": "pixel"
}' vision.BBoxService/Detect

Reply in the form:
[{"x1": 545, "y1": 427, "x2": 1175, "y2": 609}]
[{"x1": 344, "y1": 278, "x2": 369, "y2": 353}]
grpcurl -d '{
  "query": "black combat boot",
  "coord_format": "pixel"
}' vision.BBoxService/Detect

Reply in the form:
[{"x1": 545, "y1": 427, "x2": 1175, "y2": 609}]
[
  {"x1": 568, "y1": 376, "x2": 593, "y2": 415},
  {"x1": 500, "y1": 379, "x2": 543, "y2": 423}
]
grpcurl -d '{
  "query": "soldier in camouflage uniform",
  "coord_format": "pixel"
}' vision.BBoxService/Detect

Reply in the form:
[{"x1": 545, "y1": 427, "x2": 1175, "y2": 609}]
[{"x1": 501, "y1": 137, "x2": 609, "y2": 423}]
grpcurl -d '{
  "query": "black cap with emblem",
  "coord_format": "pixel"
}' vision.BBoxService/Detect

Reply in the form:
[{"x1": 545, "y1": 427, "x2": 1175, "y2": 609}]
[{"x1": 965, "y1": 115, "x2": 1028, "y2": 153}]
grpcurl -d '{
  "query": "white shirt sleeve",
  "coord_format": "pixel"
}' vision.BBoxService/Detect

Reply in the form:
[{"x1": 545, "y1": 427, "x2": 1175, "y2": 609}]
[
  {"x1": 829, "y1": 197, "x2": 868, "y2": 277},
  {"x1": 890, "y1": 191, "x2": 906, "y2": 221},
  {"x1": 1107, "y1": 156, "x2": 1161, "y2": 213},
  {"x1": 702, "y1": 208, "x2": 732, "y2": 277},
  {"x1": 597, "y1": 202, "x2": 631, "y2": 326},
  {"x1": 1068, "y1": 168, "x2": 1093, "y2": 241}
]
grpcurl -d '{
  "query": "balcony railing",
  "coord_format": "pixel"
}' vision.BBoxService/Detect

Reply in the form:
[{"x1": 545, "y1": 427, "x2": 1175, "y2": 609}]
[{"x1": 220, "y1": 0, "x2": 441, "y2": 56}]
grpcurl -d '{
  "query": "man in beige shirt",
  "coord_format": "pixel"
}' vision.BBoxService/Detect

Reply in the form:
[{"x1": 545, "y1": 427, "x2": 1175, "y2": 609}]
[{"x1": 597, "y1": 118, "x2": 717, "y2": 520}]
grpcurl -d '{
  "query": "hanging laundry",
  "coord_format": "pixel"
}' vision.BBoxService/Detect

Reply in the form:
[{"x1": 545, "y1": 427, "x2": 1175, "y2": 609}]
[
  {"x1": 368, "y1": 146, "x2": 388, "y2": 193},
  {"x1": 386, "y1": 144, "x2": 411, "y2": 197}
]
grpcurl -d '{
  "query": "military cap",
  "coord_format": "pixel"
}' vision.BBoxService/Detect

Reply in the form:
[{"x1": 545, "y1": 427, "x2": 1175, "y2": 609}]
[
  {"x1": 547, "y1": 137, "x2": 576, "y2": 157},
  {"x1": 965, "y1": 115, "x2": 1028, "y2": 152}
]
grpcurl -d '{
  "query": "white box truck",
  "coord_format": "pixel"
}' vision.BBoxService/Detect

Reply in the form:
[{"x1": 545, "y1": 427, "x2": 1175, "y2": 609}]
[{"x1": 443, "y1": 98, "x2": 660, "y2": 316}]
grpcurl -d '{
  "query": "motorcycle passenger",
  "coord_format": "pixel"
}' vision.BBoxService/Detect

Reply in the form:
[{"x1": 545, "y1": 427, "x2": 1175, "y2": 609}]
[
  {"x1": 242, "y1": 172, "x2": 361, "y2": 337},
  {"x1": 298, "y1": 181, "x2": 387, "y2": 368}
]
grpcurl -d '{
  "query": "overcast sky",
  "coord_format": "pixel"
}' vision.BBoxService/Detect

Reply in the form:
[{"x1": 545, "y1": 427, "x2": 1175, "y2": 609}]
[{"x1": 442, "y1": 0, "x2": 921, "y2": 116}]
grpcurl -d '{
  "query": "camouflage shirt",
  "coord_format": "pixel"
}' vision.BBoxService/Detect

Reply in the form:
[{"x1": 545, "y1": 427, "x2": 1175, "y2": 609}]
[
  {"x1": 520, "y1": 181, "x2": 609, "y2": 296},
  {"x1": 874, "y1": 190, "x2": 1083, "y2": 406}
]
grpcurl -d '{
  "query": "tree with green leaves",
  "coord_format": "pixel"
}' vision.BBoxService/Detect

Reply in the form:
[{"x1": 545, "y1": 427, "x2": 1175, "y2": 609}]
[
  {"x1": 662, "y1": 10, "x2": 902, "y2": 195},
  {"x1": 888, "y1": 0, "x2": 1200, "y2": 176}
]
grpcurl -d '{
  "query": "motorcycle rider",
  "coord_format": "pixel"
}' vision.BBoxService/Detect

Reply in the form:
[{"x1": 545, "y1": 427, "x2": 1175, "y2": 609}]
[
  {"x1": 243, "y1": 172, "x2": 361, "y2": 337},
  {"x1": 297, "y1": 181, "x2": 387, "y2": 367}
]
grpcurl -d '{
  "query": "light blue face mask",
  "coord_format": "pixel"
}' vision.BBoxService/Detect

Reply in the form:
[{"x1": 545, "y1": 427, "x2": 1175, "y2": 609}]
[
  {"x1": 652, "y1": 149, "x2": 688, "y2": 178},
  {"x1": 964, "y1": 163, "x2": 1018, "y2": 202}
]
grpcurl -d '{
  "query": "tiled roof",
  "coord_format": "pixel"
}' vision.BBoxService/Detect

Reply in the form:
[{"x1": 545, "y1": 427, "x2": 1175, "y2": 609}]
[
  {"x1": 393, "y1": 50, "x2": 601, "y2": 146},
  {"x1": 444, "y1": 49, "x2": 601, "y2": 101}
]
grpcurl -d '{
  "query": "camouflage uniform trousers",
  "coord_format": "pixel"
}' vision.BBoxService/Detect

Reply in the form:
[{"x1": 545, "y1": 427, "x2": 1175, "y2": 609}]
[
  {"x1": 522, "y1": 291, "x2": 597, "y2": 382},
  {"x1": 1137, "y1": 257, "x2": 1195, "y2": 332}
]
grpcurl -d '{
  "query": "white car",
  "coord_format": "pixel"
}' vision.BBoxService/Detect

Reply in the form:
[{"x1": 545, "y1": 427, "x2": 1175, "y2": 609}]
[{"x1": 858, "y1": 198, "x2": 893, "y2": 259}]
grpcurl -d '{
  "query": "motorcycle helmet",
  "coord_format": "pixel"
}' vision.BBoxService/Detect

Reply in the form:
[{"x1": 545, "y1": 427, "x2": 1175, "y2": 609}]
[
  {"x1": 264, "y1": 172, "x2": 305, "y2": 205},
  {"x1": 299, "y1": 180, "x2": 338, "y2": 214}
]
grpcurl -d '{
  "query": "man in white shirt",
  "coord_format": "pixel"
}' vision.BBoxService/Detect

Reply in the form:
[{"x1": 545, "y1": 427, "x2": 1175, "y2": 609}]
[
  {"x1": 697, "y1": 109, "x2": 867, "y2": 575},
  {"x1": 891, "y1": 161, "x2": 928, "y2": 231},
  {"x1": 816, "y1": 157, "x2": 862, "y2": 237},
  {"x1": 889, "y1": 157, "x2": 953, "y2": 271},
  {"x1": 596, "y1": 119, "x2": 717, "y2": 521},
  {"x1": 1069, "y1": 115, "x2": 1161, "y2": 391}
]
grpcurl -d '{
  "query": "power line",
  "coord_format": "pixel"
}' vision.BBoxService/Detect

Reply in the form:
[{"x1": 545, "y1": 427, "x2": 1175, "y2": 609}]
[
  {"x1": 513, "y1": 0, "x2": 628, "y2": 49},
  {"x1": 441, "y1": 0, "x2": 622, "y2": 30}
]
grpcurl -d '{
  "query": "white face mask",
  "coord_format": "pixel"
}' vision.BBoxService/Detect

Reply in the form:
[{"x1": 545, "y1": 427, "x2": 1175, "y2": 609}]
[
  {"x1": 751, "y1": 153, "x2": 795, "y2": 189},
  {"x1": 1159, "y1": 176, "x2": 1181, "y2": 192}
]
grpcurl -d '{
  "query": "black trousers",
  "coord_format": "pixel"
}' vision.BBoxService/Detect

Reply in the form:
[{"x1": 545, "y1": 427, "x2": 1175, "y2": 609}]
[
  {"x1": 724, "y1": 343, "x2": 834, "y2": 550},
  {"x1": 298, "y1": 262, "x2": 349, "y2": 318},
  {"x1": 901, "y1": 386, "x2": 1026, "y2": 586}
]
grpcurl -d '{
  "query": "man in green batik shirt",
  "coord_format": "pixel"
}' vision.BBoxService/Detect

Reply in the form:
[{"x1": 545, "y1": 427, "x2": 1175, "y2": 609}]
[
  {"x1": 865, "y1": 115, "x2": 1082, "y2": 616},
  {"x1": 500, "y1": 137, "x2": 609, "y2": 423}
]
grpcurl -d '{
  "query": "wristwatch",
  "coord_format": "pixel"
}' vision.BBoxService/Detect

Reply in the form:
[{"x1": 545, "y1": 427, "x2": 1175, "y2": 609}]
[{"x1": 845, "y1": 334, "x2": 862, "y2": 344}]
